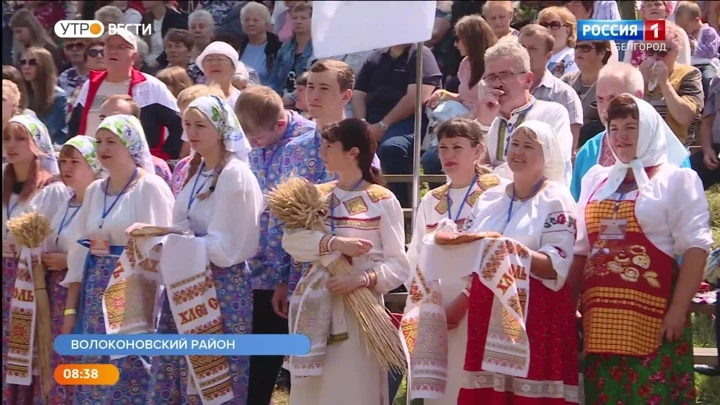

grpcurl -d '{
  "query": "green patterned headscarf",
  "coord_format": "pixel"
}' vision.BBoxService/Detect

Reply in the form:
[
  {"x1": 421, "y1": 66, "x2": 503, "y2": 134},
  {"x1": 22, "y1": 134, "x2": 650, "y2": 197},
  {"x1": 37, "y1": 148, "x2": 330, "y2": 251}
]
[
  {"x1": 8, "y1": 114, "x2": 59, "y2": 175},
  {"x1": 96, "y1": 115, "x2": 155, "y2": 173},
  {"x1": 62, "y1": 135, "x2": 100, "y2": 173},
  {"x1": 186, "y1": 95, "x2": 251, "y2": 162}
]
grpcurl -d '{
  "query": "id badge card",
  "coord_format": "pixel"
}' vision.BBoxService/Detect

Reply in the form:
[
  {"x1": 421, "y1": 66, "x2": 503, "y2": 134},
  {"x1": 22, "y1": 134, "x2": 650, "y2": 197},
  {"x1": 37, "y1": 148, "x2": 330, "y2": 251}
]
[
  {"x1": 2, "y1": 239, "x2": 18, "y2": 258},
  {"x1": 599, "y1": 218, "x2": 627, "y2": 240},
  {"x1": 89, "y1": 232, "x2": 111, "y2": 255}
]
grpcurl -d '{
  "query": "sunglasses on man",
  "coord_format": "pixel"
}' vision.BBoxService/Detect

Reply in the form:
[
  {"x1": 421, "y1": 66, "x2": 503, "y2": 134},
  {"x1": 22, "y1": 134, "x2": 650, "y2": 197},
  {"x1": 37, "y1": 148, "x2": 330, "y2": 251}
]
[
  {"x1": 65, "y1": 42, "x2": 86, "y2": 51},
  {"x1": 87, "y1": 49, "x2": 104, "y2": 58}
]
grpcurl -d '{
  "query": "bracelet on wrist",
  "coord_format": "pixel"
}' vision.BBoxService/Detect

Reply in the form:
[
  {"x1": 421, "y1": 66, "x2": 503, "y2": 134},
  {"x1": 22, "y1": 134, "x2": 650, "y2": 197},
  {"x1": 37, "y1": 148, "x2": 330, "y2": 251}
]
[
  {"x1": 64, "y1": 309, "x2": 77, "y2": 316},
  {"x1": 365, "y1": 270, "x2": 378, "y2": 288}
]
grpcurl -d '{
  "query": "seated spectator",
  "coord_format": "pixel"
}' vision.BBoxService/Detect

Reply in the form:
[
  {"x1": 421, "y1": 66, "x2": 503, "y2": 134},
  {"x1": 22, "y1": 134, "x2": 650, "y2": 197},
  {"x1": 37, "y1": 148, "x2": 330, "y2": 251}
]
[
  {"x1": 675, "y1": 1, "x2": 720, "y2": 95},
  {"x1": 423, "y1": 15, "x2": 498, "y2": 175},
  {"x1": 20, "y1": 47, "x2": 68, "y2": 144},
  {"x1": 10, "y1": 8, "x2": 64, "y2": 72},
  {"x1": 2, "y1": 79, "x2": 22, "y2": 131},
  {"x1": 352, "y1": 43, "x2": 442, "y2": 205},
  {"x1": 195, "y1": 41, "x2": 246, "y2": 109},
  {"x1": 273, "y1": 1, "x2": 308, "y2": 43},
  {"x1": 537, "y1": 6, "x2": 579, "y2": 78},
  {"x1": 97, "y1": 94, "x2": 173, "y2": 187},
  {"x1": 267, "y1": 3, "x2": 314, "y2": 103},
  {"x1": 58, "y1": 40, "x2": 89, "y2": 95},
  {"x1": 163, "y1": 28, "x2": 193, "y2": 68},
  {"x1": 141, "y1": 0, "x2": 189, "y2": 69},
  {"x1": 640, "y1": 21, "x2": 704, "y2": 142},
  {"x1": 188, "y1": 10, "x2": 213, "y2": 63},
  {"x1": 68, "y1": 29, "x2": 183, "y2": 160},
  {"x1": 563, "y1": 1, "x2": 621, "y2": 20},
  {"x1": 625, "y1": 1, "x2": 693, "y2": 68},
  {"x1": 427, "y1": 1, "x2": 454, "y2": 75},
  {"x1": 561, "y1": 39, "x2": 613, "y2": 147},
  {"x1": 474, "y1": 38, "x2": 574, "y2": 185},
  {"x1": 3, "y1": 65, "x2": 31, "y2": 115},
  {"x1": 690, "y1": 70, "x2": 720, "y2": 190},
  {"x1": 519, "y1": 25, "x2": 584, "y2": 152},
  {"x1": 111, "y1": 0, "x2": 144, "y2": 24},
  {"x1": 239, "y1": 2, "x2": 282, "y2": 85},
  {"x1": 95, "y1": 5, "x2": 125, "y2": 30},
  {"x1": 156, "y1": 66, "x2": 193, "y2": 97},
  {"x1": 294, "y1": 71, "x2": 311, "y2": 119},
  {"x1": 483, "y1": 1, "x2": 517, "y2": 39},
  {"x1": 66, "y1": 40, "x2": 107, "y2": 113}
]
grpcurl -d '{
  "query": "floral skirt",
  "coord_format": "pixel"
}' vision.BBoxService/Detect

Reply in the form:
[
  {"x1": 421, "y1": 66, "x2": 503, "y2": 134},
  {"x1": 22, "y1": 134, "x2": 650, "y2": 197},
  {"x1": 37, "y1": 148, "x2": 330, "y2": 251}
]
[
  {"x1": 73, "y1": 251, "x2": 151, "y2": 405},
  {"x1": 147, "y1": 262, "x2": 254, "y2": 405},
  {"x1": 584, "y1": 321, "x2": 696, "y2": 405},
  {"x1": 2, "y1": 258, "x2": 75, "y2": 405}
]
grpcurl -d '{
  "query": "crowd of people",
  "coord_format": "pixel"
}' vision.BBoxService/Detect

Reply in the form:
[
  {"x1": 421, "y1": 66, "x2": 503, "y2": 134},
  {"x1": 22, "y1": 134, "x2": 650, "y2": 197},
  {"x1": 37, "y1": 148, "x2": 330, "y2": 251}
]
[{"x1": 1, "y1": 0, "x2": 719, "y2": 404}]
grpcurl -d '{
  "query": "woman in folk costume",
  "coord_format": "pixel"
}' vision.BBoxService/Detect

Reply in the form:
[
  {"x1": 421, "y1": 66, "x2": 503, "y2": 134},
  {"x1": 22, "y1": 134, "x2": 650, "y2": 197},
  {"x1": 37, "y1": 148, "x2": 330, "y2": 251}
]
[
  {"x1": 2, "y1": 114, "x2": 68, "y2": 404},
  {"x1": 440, "y1": 120, "x2": 581, "y2": 404},
  {"x1": 61, "y1": 115, "x2": 175, "y2": 404},
  {"x1": 401, "y1": 117, "x2": 506, "y2": 402},
  {"x1": 282, "y1": 118, "x2": 410, "y2": 405},
  {"x1": 145, "y1": 95, "x2": 264, "y2": 405},
  {"x1": 572, "y1": 94, "x2": 712, "y2": 404}
]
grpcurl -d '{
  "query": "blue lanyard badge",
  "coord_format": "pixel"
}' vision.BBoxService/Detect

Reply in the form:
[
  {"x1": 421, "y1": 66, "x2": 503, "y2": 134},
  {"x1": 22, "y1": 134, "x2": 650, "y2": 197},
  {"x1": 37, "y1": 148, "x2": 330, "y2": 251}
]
[
  {"x1": 100, "y1": 168, "x2": 138, "y2": 229},
  {"x1": 330, "y1": 178, "x2": 365, "y2": 233},
  {"x1": 506, "y1": 176, "x2": 546, "y2": 227},
  {"x1": 55, "y1": 200, "x2": 81, "y2": 247},
  {"x1": 188, "y1": 162, "x2": 214, "y2": 212},
  {"x1": 447, "y1": 175, "x2": 478, "y2": 223}
]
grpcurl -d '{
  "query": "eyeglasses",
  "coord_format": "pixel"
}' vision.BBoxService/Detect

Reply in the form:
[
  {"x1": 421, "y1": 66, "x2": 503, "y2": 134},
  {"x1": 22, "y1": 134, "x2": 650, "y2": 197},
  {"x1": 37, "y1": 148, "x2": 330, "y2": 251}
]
[
  {"x1": 88, "y1": 48, "x2": 104, "y2": 58},
  {"x1": 539, "y1": 21, "x2": 564, "y2": 31},
  {"x1": 483, "y1": 71, "x2": 527, "y2": 83},
  {"x1": 575, "y1": 44, "x2": 597, "y2": 53},
  {"x1": 204, "y1": 56, "x2": 232, "y2": 64},
  {"x1": 64, "y1": 42, "x2": 86, "y2": 51},
  {"x1": 19, "y1": 58, "x2": 38, "y2": 66},
  {"x1": 645, "y1": 48, "x2": 670, "y2": 58}
]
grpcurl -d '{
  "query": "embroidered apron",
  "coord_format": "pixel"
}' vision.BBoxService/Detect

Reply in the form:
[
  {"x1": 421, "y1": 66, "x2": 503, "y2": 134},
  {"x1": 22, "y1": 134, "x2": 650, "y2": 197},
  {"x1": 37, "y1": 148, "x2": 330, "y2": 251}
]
[{"x1": 582, "y1": 181, "x2": 675, "y2": 357}]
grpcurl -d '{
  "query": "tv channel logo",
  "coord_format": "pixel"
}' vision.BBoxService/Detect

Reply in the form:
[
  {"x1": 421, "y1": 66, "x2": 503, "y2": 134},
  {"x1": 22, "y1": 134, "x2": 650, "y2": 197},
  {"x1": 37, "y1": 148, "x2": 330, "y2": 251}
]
[
  {"x1": 577, "y1": 20, "x2": 666, "y2": 42},
  {"x1": 54, "y1": 20, "x2": 105, "y2": 39}
]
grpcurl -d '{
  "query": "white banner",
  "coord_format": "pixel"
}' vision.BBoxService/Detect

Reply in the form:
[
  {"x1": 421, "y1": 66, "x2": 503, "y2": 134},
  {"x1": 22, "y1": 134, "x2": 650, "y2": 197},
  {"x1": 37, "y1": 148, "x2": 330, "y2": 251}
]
[{"x1": 311, "y1": 1, "x2": 436, "y2": 58}]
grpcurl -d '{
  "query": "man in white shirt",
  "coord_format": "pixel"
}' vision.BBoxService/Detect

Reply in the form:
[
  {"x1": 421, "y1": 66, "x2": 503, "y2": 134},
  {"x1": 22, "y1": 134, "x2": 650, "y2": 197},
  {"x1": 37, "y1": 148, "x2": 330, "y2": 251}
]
[
  {"x1": 475, "y1": 37, "x2": 573, "y2": 185},
  {"x1": 519, "y1": 24, "x2": 583, "y2": 153}
]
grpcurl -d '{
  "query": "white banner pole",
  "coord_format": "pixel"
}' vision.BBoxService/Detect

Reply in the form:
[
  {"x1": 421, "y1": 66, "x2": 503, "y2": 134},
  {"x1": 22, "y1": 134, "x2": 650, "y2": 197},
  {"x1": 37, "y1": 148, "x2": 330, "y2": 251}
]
[{"x1": 410, "y1": 42, "x2": 424, "y2": 232}]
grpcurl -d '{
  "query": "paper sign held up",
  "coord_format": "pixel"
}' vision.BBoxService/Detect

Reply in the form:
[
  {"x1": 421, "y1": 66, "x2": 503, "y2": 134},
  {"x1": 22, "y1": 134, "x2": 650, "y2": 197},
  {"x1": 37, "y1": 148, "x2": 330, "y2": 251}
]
[{"x1": 311, "y1": 1, "x2": 436, "y2": 58}]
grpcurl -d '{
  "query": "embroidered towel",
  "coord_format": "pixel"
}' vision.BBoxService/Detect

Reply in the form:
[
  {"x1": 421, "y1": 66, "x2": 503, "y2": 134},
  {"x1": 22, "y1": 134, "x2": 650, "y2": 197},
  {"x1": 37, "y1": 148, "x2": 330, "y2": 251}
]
[{"x1": 6, "y1": 246, "x2": 40, "y2": 386}]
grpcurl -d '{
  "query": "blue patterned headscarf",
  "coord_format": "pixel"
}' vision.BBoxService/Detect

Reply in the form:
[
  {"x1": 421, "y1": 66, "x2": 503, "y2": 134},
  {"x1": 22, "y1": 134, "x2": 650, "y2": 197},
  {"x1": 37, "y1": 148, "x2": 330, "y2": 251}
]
[
  {"x1": 8, "y1": 114, "x2": 59, "y2": 175},
  {"x1": 186, "y1": 95, "x2": 252, "y2": 162}
]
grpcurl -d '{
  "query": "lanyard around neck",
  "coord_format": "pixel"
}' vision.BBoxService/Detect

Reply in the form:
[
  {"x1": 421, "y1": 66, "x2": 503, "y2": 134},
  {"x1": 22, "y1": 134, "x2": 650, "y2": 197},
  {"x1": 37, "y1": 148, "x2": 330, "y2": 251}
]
[
  {"x1": 330, "y1": 178, "x2": 364, "y2": 233},
  {"x1": 55, "y1": 198, "x2": 81, "y2": 247},
  {"x1": 506, "y1": 176, "x2": 546, "y2": 227},
  {"x1": 188, "y1": 162, "x2": 214, "y2": 212},
  {"x1": 447, "y1": 175, "x2": 478, "y2": 223},
  {"x1": 101, "y1": 168, "x2": 138, "y2": 229}
]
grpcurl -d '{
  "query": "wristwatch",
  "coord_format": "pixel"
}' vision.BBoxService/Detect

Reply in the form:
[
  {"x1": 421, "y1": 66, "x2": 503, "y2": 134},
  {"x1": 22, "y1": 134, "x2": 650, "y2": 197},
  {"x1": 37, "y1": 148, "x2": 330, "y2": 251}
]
[{"x1": 379, "y1": 121, "x2": 389, "y2": 131}]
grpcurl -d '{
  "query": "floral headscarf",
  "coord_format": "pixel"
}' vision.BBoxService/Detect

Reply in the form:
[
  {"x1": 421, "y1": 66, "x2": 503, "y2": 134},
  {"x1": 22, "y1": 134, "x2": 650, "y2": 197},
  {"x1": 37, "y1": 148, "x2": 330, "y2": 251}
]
[
  {"x1": 96, "y1": 115, "x2": 155, "y2": 173},
  {"x1": 8, "y1": 114, "x2": 59, "y2": 175},
  {"x1": 62, "y1": 135, "x2": 100, "y2": 173},
  {"x1": 186, "y1": 95, "x2": 252, "y2": 162},
  {"x1": 594, "y1": 95, "x2": 688, "y2": 202}
]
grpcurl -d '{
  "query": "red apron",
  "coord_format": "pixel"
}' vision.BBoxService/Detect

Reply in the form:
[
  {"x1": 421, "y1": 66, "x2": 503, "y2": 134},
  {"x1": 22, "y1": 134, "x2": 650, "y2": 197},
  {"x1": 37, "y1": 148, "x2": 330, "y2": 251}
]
[{"x1": 582, "y1": 180, "x2": 676, "y2": 357}]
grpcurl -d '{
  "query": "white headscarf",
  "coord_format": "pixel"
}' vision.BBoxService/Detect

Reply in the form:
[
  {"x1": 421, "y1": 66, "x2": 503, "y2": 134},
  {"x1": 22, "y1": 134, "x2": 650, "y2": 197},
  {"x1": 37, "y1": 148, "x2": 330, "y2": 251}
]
[
  {"x1": 513, "y1": 120, "x2": 566, "y2": 184},
  {"x1": 185, "y1": 95, "x2": 252, "y2": 162},
  {"x1": 195, "y1": 41, "x2": 247, "y2": 77},
  {"x1": 96, "y1": 115, "x2": 156, "y2": 173},
  {"x1": 8, "y1": 114, "x2": 59, "y2": 175},
  {"x1": 594, "y1": 95, "x2": 688, "y2": 202}
]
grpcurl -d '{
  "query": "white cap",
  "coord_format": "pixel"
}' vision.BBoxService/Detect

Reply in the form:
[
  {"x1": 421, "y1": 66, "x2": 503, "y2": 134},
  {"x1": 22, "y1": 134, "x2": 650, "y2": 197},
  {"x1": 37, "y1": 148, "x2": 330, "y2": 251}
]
[
  {"x1": 195, "y1": 41, "x2": 243, "y2": 75},
  {"x1": 107, "y1": 28, "x2": 138, "y2": 52}
]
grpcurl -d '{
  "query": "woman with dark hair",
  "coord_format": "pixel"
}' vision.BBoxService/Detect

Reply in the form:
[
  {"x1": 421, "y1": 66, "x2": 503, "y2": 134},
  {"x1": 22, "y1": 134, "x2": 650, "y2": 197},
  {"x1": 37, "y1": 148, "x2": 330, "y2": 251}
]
[
  {"x1": 572, "y1": 94, "x2": 712, "y2": 403},
  {"x1": 281, "y1": 118, "x2": 410, "y2": 405},
  {"x1": 141, "y1": 0, "x2": 188, "y2": 69},
  {"x1": 19, "y1": 47, "x2": 68, "y2": 144}
]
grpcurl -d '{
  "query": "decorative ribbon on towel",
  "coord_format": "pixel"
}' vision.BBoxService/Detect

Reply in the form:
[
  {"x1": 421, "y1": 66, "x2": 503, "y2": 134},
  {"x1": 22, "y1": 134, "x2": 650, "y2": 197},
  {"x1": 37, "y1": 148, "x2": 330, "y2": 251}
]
[
  {"x1": 285, "y1": 254, "x2": 349, "y2": 377},
  {"x1": 6, "y1": 246, "x2": 41, "y2": 386}
]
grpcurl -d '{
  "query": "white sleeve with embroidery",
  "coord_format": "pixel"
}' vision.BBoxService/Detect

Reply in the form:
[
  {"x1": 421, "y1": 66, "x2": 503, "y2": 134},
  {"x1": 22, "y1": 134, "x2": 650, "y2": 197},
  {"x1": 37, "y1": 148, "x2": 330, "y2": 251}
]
[
  {"x1": 536, "y1": 186, "x2": 578, "y2": 292},
  {"x1": 282, "y1": 229, "x2": 340, "y2": 267},
  {"x1": 405, "y1": 194, "x2": 431, "y2": 290},
  {"x1": 371, "y1": 197, "x2": 411, "y2": 294}
]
